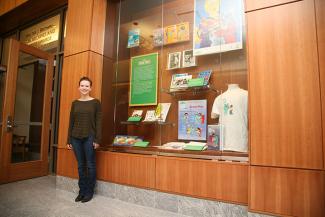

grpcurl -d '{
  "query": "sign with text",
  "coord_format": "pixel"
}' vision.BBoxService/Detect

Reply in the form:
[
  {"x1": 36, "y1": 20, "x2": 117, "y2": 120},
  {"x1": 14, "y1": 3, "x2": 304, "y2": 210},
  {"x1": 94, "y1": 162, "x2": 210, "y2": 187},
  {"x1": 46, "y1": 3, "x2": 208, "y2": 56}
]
[{"x1": 129, "y1": 53, "x2": 158, "y2": 106}]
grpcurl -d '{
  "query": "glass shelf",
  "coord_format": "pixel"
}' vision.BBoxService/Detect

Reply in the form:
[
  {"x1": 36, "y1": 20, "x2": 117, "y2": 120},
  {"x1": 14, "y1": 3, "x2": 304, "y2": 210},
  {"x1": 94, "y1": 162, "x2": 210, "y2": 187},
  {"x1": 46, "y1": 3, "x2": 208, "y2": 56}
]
[
  {"x1": 162, "y1": 85, "x2": 219, "y2": 96},
  {"x1": 120, "y1": 121, "x2": 175, "y2": 126}
]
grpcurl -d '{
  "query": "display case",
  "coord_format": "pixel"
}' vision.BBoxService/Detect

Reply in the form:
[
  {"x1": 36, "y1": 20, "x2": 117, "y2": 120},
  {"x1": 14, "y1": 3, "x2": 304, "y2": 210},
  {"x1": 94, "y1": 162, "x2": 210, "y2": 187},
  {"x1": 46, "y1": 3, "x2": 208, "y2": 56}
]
[{"x1": 107, "y1": 0, "x2": 248, "y2": 161}]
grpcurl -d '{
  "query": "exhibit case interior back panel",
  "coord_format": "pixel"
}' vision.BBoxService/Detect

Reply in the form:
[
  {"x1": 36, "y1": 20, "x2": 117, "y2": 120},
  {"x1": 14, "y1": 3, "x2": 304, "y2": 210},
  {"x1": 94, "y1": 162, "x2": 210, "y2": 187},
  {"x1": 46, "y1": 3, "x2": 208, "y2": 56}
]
[{"x1": 111, "y1": 0, "x2": 248, "y2": 157}]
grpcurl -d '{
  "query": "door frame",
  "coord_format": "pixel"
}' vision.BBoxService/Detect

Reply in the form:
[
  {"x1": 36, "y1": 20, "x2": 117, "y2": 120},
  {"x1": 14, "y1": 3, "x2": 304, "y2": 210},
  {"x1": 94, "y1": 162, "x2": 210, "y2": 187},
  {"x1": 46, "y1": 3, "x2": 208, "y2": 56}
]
[{"x1": 0, "y1": 39, "x2": 54, "y2": 183}]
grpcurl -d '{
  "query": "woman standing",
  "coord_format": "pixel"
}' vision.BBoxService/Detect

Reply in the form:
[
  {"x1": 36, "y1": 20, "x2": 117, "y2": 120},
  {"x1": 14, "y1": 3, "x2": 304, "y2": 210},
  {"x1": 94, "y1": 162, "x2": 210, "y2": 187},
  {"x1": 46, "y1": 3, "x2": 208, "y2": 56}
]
[{"x1": 67, "y1": 76, "x2": 102, "y2": 203}]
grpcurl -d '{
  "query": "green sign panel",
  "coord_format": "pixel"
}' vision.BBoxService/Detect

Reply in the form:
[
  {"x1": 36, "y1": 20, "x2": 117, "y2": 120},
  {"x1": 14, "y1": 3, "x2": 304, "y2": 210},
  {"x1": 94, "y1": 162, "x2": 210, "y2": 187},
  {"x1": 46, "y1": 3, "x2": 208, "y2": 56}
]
[{"x1": 129, "y1": 53, "x2": 158, "y2": 106}]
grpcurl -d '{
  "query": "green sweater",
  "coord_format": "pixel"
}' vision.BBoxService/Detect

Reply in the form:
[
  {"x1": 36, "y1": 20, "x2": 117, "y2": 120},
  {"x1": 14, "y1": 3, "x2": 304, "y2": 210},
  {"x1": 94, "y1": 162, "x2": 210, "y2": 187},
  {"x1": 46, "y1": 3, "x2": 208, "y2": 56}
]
[{"x1": 67, "y1": 99, "x2": 102, "y2": 144}]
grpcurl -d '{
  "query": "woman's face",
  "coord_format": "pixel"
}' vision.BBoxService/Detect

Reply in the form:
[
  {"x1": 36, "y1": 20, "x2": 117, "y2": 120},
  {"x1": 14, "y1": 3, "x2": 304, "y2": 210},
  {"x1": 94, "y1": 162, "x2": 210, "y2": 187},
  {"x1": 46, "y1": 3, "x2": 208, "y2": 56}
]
[{"x1": 79, "y1": 80, "x2": 92, "y2": 96}]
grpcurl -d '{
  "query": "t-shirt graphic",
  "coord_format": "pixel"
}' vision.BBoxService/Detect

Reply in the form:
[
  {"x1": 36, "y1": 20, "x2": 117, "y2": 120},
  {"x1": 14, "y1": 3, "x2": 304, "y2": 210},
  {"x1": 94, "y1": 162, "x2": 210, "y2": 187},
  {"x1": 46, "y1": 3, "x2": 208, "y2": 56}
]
[{"x1": 212, "y1": 86, "x2": 248, "y2": 152}]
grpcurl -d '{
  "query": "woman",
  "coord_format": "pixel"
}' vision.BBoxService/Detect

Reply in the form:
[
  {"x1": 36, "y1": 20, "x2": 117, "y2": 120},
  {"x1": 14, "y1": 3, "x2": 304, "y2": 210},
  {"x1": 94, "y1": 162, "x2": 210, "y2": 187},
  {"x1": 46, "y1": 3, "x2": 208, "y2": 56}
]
[{"x1": 67, "y1": 76, "x2": 102, "y2": 203}]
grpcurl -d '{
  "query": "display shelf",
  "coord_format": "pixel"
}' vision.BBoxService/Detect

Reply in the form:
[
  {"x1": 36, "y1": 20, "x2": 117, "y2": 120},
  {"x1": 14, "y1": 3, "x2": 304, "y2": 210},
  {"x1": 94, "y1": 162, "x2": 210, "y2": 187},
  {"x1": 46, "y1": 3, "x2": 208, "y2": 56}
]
[
  {"x1": 120, "y1": 121, "x2": 175, "y2": 126},
  {"x1": 162, "y1": 84, "x2": 219, "y2": 96},
  {"x1": 100, "y1": 145, "x2": 249, "y2": 162}
]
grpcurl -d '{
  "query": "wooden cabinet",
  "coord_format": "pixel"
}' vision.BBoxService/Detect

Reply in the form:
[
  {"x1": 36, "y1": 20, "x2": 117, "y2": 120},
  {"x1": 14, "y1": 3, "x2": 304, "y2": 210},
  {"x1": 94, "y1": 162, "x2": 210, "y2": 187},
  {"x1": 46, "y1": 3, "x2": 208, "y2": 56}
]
[
  {"x1": 97, "y1": 152, "x2": 156, "y2": 189},
  {"x1": 156, "y1": 156, "x2": 248, "y2": 204},
  {"x1": 247, "y1": 0, "x2": 323, "y2": 169},
  {"x1": 245, "y1": 0, "x2": 301, "y2": 11},
  {"x1": 249, "y1": 166, "x2": 325, "y2": 217}
]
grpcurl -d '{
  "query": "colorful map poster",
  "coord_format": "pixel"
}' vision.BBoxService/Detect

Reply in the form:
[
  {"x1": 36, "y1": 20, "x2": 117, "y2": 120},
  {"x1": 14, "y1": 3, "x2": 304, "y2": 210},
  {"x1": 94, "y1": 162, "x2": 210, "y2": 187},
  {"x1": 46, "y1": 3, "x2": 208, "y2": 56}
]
[
  {"x1": 178, "y1": 100, "x2": 207, "y2": 141},
  {"x1": 129, "y1": 53, "x2": 158, "y2": 106},
  {"x1": 193, "y1": 0, "x2": 243, "y2": 56}
]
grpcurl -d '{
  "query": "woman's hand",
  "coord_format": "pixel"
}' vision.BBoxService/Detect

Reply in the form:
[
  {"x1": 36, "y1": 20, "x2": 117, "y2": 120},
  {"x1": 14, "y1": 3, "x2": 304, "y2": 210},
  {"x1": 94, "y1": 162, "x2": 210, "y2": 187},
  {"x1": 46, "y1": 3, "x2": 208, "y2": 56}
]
[
  {"x1": 67, "y1": 144, "x2": 73, "y2": 149},
  {"x1": 93, "y1": 143, "x2": 100, "y2": 149}
]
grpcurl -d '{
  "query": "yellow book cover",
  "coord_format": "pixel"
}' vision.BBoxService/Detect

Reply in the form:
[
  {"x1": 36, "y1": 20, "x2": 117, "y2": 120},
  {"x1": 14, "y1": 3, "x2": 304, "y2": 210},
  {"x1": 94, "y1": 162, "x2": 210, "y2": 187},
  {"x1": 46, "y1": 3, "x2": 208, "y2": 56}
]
[
  {"x1": 164, "y1": 24, "x2": 177, "y2": 44},
  {"x1": 177, "y1": 22, "x2": 190, "y2": 42}
]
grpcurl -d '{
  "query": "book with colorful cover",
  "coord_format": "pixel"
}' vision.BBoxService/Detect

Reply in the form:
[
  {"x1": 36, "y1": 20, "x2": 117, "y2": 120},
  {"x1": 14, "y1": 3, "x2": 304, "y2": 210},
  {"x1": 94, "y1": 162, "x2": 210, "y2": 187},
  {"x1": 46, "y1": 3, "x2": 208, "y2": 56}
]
[
  {"x1": 177, "y1": 22, "x2": 190, "y2": 42},
  {"x1": 143, "y1": 110, "x2": 157, "y2": 122},
  {"x1": 127, "y1": 110, "x2": 143, "y2": 121},
  {"x1": 164, "y1": 25, "x2": 177, "y2": 44},
  {"x1": 198, "y1": 70, "x2": 212, "y2": 85},
  {"x1": 207, "y1": 124, "x2": 224, "y2": 150},
  {"x1": 127, "y1": 29, "x2": 140, "y2": 48},
  {"x1": 170, "y1": 73, "x2": 192, "y2": 90},
  {"x1": 153, "y1": 28, "x2": 164, "y2": 47},
  {"x1": 113, "y1": 135, "x2": 143, "y2": 146},
  {"x1": 155, "y1": 103, "x2": 171, "y2": 122}
]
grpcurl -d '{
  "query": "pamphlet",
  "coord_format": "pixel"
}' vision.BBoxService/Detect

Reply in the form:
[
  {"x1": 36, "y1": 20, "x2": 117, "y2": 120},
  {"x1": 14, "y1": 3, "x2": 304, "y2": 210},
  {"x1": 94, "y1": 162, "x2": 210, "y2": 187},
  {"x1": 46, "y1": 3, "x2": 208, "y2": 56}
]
[
  {"x1": 155, "y1": 103, "x2": 171, "y2": 122},
  {"x1": 127, "y1": 29, "x2": 140, "y2": 48},
  {"x1": 207, "y1": 124, "x2": 224, "y2": 150},
  {"x1": 198, "y1": 70, "x2": 212, "y2": 85}
]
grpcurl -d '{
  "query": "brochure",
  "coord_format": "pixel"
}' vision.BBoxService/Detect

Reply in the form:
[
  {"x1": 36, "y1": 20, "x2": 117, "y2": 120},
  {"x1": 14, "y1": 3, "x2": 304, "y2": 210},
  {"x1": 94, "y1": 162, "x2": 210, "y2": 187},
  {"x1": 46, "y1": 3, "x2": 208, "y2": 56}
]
[
  {"x1": 170, "y1": 73, "x2": 192, "y2": 90},
  {"x1": 127, "y1": 29, "x2": 140, "y2": 48},
  {"x1": 155, "y1": 103, "x2": 171, "y2": 122},
  {"x1": 143, "y1": 110, "x2": 157, "y2": 122},
  {"x1": 127, "y1": 110, "x2": 143, "y2": 122},
  {"x1": 198, "y1": 70, "x2": 212, "y2": 85},
  {"x1": 207, "y1": 124, "x2": 224, "y2": 150}
]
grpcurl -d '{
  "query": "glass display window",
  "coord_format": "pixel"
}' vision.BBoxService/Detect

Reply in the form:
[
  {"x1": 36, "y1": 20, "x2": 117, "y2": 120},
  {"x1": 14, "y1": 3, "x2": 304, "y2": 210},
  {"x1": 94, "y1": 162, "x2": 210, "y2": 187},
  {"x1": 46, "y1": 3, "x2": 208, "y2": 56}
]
[{"x1": 111, "y1": 0, "x2": 248, "y2": 157}]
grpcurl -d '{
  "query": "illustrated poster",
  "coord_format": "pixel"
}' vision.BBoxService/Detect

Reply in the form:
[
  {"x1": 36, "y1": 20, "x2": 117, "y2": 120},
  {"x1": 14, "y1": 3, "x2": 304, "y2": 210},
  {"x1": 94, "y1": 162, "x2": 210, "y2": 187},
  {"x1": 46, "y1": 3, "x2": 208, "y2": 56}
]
[
  {"x1": 178, "y1": 100, "x2": 207, "y2": 141},
  {"x1": 193, "y1": 0, "x2": 243, "y2": 56}
]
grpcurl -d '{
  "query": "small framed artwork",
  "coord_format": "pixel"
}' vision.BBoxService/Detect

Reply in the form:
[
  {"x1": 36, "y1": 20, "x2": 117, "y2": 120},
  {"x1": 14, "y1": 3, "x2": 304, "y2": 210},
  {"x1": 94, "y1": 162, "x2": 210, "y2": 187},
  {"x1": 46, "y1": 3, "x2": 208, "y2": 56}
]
[
  {"x1": 182, "y1": 50, "x2": 196, "y2": 68},
  {"x1": 167, "y1": 52, "x2": 181, "y2": 70}
]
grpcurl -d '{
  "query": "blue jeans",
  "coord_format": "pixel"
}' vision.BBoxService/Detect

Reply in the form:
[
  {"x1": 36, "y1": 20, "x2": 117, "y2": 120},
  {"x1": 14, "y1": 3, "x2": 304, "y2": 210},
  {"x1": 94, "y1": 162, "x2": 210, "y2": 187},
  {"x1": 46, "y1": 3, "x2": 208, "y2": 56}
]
[{"x1": 71, "y1": 136, "x2": 96, "y2": 197}]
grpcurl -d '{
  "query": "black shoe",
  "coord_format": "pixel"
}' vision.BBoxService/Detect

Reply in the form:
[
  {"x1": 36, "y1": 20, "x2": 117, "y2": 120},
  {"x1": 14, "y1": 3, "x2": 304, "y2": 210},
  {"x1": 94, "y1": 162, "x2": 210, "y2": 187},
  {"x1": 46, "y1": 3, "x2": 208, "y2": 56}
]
[
  {"x1": 81, "y1": 195, "x2": 93, "y2": 203},
  {"x1": 75, "y1": 195, "x2": 84, "y2": 202}
]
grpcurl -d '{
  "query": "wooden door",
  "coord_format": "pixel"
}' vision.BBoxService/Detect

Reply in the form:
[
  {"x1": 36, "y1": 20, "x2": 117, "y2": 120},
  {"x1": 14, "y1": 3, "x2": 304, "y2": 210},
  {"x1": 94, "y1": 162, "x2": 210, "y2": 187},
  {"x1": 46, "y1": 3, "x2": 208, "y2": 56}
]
[{"x1": 0, "y1": 39, "x2": 53, "y2": 183}]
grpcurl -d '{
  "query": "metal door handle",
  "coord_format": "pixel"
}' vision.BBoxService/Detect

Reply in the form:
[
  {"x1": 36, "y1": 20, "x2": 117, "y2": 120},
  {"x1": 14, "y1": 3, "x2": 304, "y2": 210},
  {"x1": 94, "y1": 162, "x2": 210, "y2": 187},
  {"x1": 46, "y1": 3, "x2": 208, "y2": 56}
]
[{"x1": 6, "y1": 115, "x2": 14, "y2": 132}]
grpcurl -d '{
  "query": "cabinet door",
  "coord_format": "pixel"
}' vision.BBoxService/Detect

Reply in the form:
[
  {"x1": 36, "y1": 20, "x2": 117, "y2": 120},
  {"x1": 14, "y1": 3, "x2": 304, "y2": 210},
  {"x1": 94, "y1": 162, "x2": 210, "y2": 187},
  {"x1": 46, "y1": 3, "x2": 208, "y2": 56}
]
[
  {"x1": 248, "y1": 0, "x2": 323, "y2": 169},
  {"x1": 245, "y1": 0, "x2": 301, "y2": 11}
]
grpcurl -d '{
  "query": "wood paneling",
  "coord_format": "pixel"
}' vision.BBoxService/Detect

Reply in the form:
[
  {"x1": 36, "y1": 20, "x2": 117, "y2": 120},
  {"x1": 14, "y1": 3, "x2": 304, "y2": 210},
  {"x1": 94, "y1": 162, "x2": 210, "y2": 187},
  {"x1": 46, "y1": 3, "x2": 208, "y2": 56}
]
[
  {"x1": 90, "y1": 0, "x2": 107, "y2": 55},
  {"x1": 156, "y1": 156, "x2": 248, "y2": 204},
  {"x1": 248, "y1": 0, "x2": 323, "y2": 169},
  {"x1": 97, "y1": 152, "x2": 156, "y2": 189},
  {"x1": 56, "y1": 148, "x2": 78, "y2": 178},
  {"x1": 315, "y1": 0, "x2": 325, "y2": 169},
  {"x1": 249, "y1": 166, "x2": 325, "y2": 217},
  {"x1": 245, "y1": 0, "x2": 301, "y2": 12},
  {"x1": 103, "y1": 1, "x2": 117, "y2": 59},
  {"x1": 58, "y1": 51, "x2": 103, "y2": 148},
  {"x1": 64, "y1": 0, "x2": 93, "y2": 56},
  {"x1": 0, "y1": 0, "x2": 17, "y2": 16},
  {"x1": 15, "y1": 0, "x2": 28, "y2": 7},
  {"x1": 64, "y1": 0, "x2": 106, "y2": 56}
]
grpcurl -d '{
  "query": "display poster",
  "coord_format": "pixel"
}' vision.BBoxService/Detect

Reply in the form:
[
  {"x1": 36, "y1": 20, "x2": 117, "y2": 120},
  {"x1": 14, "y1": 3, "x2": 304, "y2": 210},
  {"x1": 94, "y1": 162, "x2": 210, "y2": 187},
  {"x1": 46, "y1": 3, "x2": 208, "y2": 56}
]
[
  {"x1": 178, "y1": 100, "x2": 207, "y2": 141},
  {"x1": 129, "y1": 53, "x2": 158, "y2": 106},
  {"x1": 193, "y1": 0, "x2": 243, "y2": 56}
]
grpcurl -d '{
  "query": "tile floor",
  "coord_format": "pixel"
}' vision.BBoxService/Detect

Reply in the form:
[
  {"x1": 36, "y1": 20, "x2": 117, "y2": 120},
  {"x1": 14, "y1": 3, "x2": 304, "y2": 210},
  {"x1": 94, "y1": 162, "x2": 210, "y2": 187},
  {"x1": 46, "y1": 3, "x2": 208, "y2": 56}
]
[{"x1": 0, "y1": 176, "x2": 189, "y2": 217}]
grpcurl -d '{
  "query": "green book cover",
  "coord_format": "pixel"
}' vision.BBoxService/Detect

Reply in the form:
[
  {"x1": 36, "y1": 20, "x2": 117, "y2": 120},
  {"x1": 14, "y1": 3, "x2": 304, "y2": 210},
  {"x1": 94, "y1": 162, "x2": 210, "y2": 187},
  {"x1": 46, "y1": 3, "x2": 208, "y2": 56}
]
[
  {"x1": 127, "y1": 116, "x2": 142, "y2": 122},
  {"x1": 184, "y1": 144, "x2": 205, "y2": 151},
  {"x1": 134, "y1": 141, "x2": 149, "y2": 147},
  {"x1": 188, "y1": 78, "x2": 204, "y2": 87}
]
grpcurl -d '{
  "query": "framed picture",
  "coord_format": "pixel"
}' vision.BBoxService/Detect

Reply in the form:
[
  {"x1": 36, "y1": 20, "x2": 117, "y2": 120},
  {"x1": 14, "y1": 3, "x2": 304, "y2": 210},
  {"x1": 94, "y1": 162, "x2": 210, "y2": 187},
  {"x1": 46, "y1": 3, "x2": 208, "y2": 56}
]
[
  {"x1": 167, "y1": 52, "x2": 181, "y2": 70},
  {"x1": 178, "y1": 100, "x2": 207, "y2": 141},
  {"x1": 182, "y1": 50, "x2": 196, "y2": 68},
  {"x1": 193, "y1": 0, "x2": 243, "y2": 56}
]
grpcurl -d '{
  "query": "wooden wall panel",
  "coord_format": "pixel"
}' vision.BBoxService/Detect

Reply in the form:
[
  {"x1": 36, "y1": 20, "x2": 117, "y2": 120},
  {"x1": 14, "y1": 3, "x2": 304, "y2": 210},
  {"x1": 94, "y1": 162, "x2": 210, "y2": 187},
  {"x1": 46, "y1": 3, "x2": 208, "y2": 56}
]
[
  {"x1": 58, "y1": 51, "x2": 103, "y2": 148},
  {"x1": 56, "y1": 148, "x2": 78, "y2": 178},
  {"x1": 64, "y1": 0, "x2": 93, "y2": 56},
  {"x1": 249, "y1": 166, "x2": 325, "y2": 217},
  {"x1": 15, "y1": 0, "x2": 28, "y2": 7},
  {"x1": 97, "y1": 152, "x2": 156, "y2": 189},
  {"x1": 315, "y1": 0, "x2": 325, "y2": 169},
  {"x1": 156, "y1": 156, "x2": 248, "y2": 204},
  {"x1": 0, "y1": 0, "x2": 16, "y2": 16},
  {"x1": 248, "y1": 0, "x2": 323, "y2": 169},
  {"x1": 245, "y1": 0, "x2": 301, "y2": 11},
  {"x1": 90, "y1": 0, "x2": 107, "y2": 55}
]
